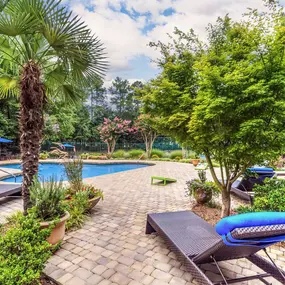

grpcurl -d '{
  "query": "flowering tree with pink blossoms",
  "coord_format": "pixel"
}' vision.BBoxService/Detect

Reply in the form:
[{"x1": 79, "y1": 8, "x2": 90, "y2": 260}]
[
  {"x1": 134, "y1": 114, "x2": 158, "y2": 159},
  {"x1": 98, "y1": 117, "x2": 135, "y2": 155}
]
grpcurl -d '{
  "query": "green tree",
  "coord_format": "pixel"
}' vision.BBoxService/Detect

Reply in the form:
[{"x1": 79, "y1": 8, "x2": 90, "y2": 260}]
[
  {"x1": 139, "y1": 28, "x2": 200, "y2": 145},
  {"x1": 140, "y1": 2, "x2": 285, "y2": 217},
  {"x1": 89, "y1": 80, "x2": 107, "y2": 120},
  {"x1": 109, "y1": 77, "x2": 141, "y2": 120},
  {"x1": 0, "y1": 0, "x2": 106, "y2": 213},
  {"x1": 0, "y1": 97, "x2": 18, "y2": 138},
  {"x1": 189, "y1": 8, "x2": 285, "y2": 217},
  {"x1": 73, "y1": 105, "x2": 92, "y2": 141},
  {"x1": 134, "y1": 114, "x2": 158, "y2": 159},
  {"x1": 109, "y1": 77, "x2": 131, "y2": 117}
]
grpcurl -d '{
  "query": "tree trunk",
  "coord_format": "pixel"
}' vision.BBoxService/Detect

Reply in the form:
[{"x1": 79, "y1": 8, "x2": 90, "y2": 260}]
[
  {"x1": 182, "y1": 146, "x2": 187, "y2": 159},
  {"x1": 110, "y1": 140, "x2": 116, "y2": 155},
  {"x1": 146, "y1": 140, "x2": 153, "y2": 159},
  {"x1": 20, "y1": 60, "x2": 44, "y2": 215},
  {"x1": 221, "y1": 186, "x2": 231, "y2": 218}
]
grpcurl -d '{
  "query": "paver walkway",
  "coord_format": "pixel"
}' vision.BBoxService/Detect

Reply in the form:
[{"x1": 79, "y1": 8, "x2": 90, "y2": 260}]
[
  {"x1": 0, "y1": 160, "x2": 285, "y2": 284},
  {"x1": 42, "y1": 161, "x2": 284, "y2": 285}
]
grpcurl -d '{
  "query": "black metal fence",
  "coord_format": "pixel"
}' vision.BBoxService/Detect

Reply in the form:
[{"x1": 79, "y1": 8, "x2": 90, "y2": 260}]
[{"x1": 41, "y1": 137, "x2": 181, "y2": 153}]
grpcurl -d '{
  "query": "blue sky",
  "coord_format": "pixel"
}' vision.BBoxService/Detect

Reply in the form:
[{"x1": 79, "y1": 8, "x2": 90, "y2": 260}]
[{"x1": 66, "y1": 0, "x2": 285, "y2": 87}]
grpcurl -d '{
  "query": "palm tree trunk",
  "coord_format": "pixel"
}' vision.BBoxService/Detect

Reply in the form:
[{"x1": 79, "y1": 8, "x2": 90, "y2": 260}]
[{"x1": 20, "y1": 60, "x2": 44, "y2": 214}]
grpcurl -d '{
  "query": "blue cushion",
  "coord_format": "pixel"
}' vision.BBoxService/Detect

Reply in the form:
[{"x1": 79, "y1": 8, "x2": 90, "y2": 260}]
[
  {"x1": 248, "y1": 167, "x2": 274, "y2": 173},
  {"x1": 216, "y1": 212, "x2": 285, "y2": 235}
]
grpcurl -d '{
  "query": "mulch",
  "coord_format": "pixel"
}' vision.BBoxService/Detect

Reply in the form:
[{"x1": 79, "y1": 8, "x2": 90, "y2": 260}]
[
  {"x1": 192, "y1": 203, "x2": 237, "y2": 226},
  {"x1": 40, "y1": 275, "x2": 60, "y2": 285}
]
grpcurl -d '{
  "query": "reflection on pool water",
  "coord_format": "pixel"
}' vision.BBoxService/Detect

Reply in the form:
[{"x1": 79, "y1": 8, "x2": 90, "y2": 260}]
[{"x1": 0, "y1": 163, "x2": 150, "y2": 183}]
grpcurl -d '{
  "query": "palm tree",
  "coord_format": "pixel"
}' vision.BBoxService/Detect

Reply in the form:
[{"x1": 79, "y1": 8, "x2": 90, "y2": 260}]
[{"x1": 0, "y1": 0, "x2": 107, "y2": 213}]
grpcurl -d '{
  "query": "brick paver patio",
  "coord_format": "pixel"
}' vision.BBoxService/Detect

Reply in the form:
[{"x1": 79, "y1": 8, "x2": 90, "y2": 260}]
[{"x1": 1, "y1": 160, "x2": 285, "y2": 284}]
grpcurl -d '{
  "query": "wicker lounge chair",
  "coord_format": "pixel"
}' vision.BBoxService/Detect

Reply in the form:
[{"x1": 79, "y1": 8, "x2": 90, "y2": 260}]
[
  {"x1": 0, "y1": 183, "x2": 21, "y2": 198},
  {"x1": 146, "y1": 211, "x2": 285, "y2": 285},
  {"x1": 231, "y1": 167, "x2": 275, "y2": 203}
]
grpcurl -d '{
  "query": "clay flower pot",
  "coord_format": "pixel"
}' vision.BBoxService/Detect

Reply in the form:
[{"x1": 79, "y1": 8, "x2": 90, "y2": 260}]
[
  {"x1": 88, "y1": 196, "x2": 101, "y2": 211},
  {"x1": 193, "y1": 188, "x2": 212, "y2": 204},
  {"x1": 40, "y1": 212, "x2": 70, "y2": 245},
  {"x1": 191, "y1": 159, "x2": 200, "y2": 166}
]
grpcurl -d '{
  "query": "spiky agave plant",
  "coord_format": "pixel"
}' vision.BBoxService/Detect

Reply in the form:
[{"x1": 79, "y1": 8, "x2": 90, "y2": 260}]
[{"x1": 0, "y1": 0, "x2": 107, "y2": 213}]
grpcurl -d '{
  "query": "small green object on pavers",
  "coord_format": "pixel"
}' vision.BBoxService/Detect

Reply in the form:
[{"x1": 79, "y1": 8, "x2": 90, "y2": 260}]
[{"x1": 151, "y1": 176, "x2": 177, "y2": 186}]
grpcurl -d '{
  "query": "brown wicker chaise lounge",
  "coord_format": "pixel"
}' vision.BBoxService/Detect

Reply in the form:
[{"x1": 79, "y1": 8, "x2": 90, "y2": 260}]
[{"x1": 146, "y1": 211, "x2": 285, "y2": 285}]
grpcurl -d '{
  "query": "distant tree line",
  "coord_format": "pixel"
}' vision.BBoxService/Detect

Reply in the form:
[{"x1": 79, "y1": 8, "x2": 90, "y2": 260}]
[{"x1": 0, "y1": 77, "x2": 144, "y2": 143}]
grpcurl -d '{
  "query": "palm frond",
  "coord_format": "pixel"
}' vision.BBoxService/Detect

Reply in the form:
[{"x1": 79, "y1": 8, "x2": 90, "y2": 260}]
[
  {"x1": 0, "y1": 75, "x2": 19, "y2": 98},
  {"x1": 0, "y1": 0, "x2": 108, "y2": 102}
]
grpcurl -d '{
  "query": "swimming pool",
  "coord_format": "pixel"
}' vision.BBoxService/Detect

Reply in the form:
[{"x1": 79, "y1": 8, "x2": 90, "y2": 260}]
[{"x1": 0, "y1": 163, "x2": 150, "y2": 183}]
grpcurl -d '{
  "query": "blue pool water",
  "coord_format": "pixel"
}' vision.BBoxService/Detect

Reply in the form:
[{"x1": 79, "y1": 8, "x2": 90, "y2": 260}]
[{"x1": 0, "y1": 163, "x2": 149, "y2": 183}]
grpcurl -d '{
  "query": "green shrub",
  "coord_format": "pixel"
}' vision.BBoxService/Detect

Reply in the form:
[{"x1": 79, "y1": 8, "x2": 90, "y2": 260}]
[
  {"x1": 30, "y1": 177, "x2": 66, "y2": 221},
  {"x1": 180, "y1": 159, "x2": 191, "y2": 163},
  {"x1": 155, "y1": 158, "x2": 172, "y2": 162},
  {"x1": 236, "y1": 178, "x2": 285, "y2": 213},
  {"x1": 64, "y1": 159, "x2": 83, "y2": 193},
  {"x1": 188, "y1": 151, "x2": 197, "y2": 159},
  {"x1": 64, "y1": 191, "x2": 89, "y2": 231},
  {"x1": 39, "y1": 152, "x2": 49, "y2": 159},
  {"x1": 80, "y1": 153, "x2": 89, "y2": 159},
  {"x1": 0, "y1": 213, "x2": 53, "y2": 285},
  {"x1": 112, "y1": 150, "x2": 125, "y2": 159},
  {"x1": 88, "y1": 152, "x2": 101, "y2": 157},
  {"x1": 151, "y1": 149, "x2": 164, "y2": 158},
  {"x1": 128, "y1": 149, "x2": 145, "y2": 158},
  {"x1": 123, "y1": 152, "x2": 131, "y2": 159},
  {"x1": 151, "y1": 154, "x2": 160, "y2": 159},
  {"x1": 169, "y1": 150, "x2": 183, "y2": 159},
  {"x1": 236, "y1": 205, "x2": 255, "y2": 214}
]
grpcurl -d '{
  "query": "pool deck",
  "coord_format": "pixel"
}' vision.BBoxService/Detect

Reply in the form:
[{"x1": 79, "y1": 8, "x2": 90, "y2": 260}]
[{"x1": 0, "y1": 160, "x2": 285, "y2": 284}]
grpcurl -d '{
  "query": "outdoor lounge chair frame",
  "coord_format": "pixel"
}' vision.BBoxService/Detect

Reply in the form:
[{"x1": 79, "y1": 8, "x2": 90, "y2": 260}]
[
  {"x1": 231, "y1": 181, "x2": 254, "y2": 204},
  {"x1": 0, "y1": 183, "x2": 21, "y2": 198},
  {"x1": 146, "y1": 211, "x2": 285, "y2": 285}
]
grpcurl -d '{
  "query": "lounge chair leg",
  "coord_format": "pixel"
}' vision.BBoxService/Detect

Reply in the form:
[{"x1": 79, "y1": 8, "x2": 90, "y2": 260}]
[
  {"x1": 145, "y1": 220, "x2": 156, "y2": 234},
  {"x1": 247, "y1": 252, "x2": 285, "y2": 284},
  {"x1": 263, "y1": 248, "x2": 285, "y2": 280},
  {"x1": 211, "y1": 256, "x2": 229, "y2": 285}
]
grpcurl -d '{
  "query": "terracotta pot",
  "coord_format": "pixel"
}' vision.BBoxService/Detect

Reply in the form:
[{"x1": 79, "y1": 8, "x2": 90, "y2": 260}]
[
  {"x1": 193, "y1": 188, "x2": 212, "y2": 204},
  {"x1": 88, "y1": 196, "x2": 101, "y2": 210},
  {"x1": 40, "y1": 212, "x2": 70, "y2": 245},
  {"x1": 191, "y1": 159, "x2": 200, "y2": 166}
]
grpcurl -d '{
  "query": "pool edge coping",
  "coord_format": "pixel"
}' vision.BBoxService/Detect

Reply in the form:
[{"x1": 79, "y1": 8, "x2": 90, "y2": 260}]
[{"x1": 0, "y1": 159, "x2": 156, "y2": 182}]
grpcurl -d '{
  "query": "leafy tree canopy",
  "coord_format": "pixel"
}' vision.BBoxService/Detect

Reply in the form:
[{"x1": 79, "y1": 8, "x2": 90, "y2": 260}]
[{"x1": 139, "y1": 1, "x2": 285, "y2": 217}]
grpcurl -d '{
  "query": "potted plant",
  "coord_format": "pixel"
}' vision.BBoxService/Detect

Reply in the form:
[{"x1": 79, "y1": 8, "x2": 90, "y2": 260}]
[
  {"x1": 64, "y1": 159, "x2": 103, "y2": 211},
  {"x1": 190, "y1": 154, "x2": 201, "y2": 167},
  {"x1": 82, "y1": 184, "x2": 104, "y2": 210},
  {"x1": 186, "y1": 170, "x2": 218, "y2": 204},
  {"x1": 30, "y1": 177, "x2": 69, "y2": 245},
  {"x1": 64, "y1": 158, "x2": 84, "y2": 193}
]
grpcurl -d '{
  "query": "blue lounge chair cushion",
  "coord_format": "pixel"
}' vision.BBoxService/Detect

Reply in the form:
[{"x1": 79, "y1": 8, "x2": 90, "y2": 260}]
[
  {"x1": 248, "y1": 167, "x2": 274, "y2": 173},
  {"x1": 216, "y1": 212, "x2": 285, "y2": 235}
]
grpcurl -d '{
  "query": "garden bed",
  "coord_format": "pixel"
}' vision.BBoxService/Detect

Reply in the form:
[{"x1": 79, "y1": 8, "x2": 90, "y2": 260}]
[{"x1": 192, "y1": 204, "x2": 237, "y2": 226}]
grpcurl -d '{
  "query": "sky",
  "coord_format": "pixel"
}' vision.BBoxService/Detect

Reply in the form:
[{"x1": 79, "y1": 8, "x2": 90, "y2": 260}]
[{"x1": 64, "y1": 0, "x2": 285, "y2": 88}]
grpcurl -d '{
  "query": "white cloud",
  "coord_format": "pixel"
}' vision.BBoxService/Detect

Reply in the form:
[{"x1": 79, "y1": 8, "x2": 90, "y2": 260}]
[{"x1": 69, "y1": 0, "x2": 273, "y2": 82}]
